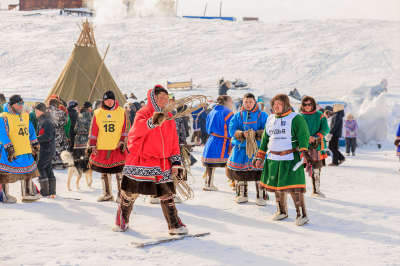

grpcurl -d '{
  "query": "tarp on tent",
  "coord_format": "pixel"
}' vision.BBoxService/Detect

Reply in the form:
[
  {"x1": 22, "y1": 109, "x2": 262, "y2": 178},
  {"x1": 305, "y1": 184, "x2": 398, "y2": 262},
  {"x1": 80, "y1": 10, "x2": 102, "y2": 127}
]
[
  {"x1": 45, "y1": 46, "x2": 126, "y2": 106},
  {"x1": 45, "y1": 20, "x2": 126, "y2": 107}
]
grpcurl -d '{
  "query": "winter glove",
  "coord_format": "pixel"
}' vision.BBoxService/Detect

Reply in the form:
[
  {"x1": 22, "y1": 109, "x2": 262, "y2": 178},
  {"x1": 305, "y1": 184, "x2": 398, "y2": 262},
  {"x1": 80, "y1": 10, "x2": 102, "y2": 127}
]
[
  {"x1": 234, "y1": 130, "x2": 245, "y2": 142},
  {"x1": 394, "y1": 139, "x2": 400, "y2": 146},
  {"x1": 302, "y1": 150, "x2": 314, "y2": 163},
  {"x1": 120, "y1": 138, "x2": 128, "y2": 153},
  {"x1": 350, "y1": 131, "x2": 355, "y2": 137},
  {"x1": 255, "y1": 130, "x2": 264, "y2": 141},
  {"x1": 325, "y1": 133, "x2": 333, "y2": 142},
  {"x1": 31, "y1": 145, "x2": 40, "y2": 157},
  {"x1": 312, "y1": 136, "x2": 321, "y2": 149},
  {"x1": 6, "y1": 146, "x2": 17, "y2": 162},
  {"x1": 152, "y1": 112, "x2": 165, "y2": 126}
]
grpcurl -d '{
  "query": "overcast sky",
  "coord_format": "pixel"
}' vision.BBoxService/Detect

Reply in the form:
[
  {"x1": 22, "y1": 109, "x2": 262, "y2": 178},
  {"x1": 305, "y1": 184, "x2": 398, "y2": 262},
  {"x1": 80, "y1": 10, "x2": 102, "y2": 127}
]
[{"x1": 1, "y1": 0, "x2": 400, "y2": 22}]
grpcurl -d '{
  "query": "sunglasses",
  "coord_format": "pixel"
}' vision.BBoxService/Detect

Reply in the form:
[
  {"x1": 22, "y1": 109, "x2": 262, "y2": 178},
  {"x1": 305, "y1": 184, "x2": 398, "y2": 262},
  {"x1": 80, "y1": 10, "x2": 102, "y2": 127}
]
[
  {"x1": 303, "y1": 103, "x2": 312, "y2": 107},
  {"x1": 17, "y1": 102, "x2": 25, "y2": 106}
]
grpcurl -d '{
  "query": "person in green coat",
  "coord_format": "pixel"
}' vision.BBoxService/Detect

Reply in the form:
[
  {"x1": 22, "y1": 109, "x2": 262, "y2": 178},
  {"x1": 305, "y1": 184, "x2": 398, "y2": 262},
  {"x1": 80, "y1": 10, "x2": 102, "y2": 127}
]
[
  {"x1": 255, "y1": 94, "x2": 313, "y2": 226},
  {"x1": 300, "y1": 96, "x2": 330, "y2": 198}
]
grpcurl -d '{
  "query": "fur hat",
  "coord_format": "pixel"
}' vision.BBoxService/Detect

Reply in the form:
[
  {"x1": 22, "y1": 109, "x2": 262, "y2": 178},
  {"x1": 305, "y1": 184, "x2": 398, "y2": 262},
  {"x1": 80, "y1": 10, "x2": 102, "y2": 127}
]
[
  {"x1": 9, "y1": 95, "x2": 23, "y2": 106},
  {"x1": 35, "y1": 102, "x2": 47, "y2": 113},
  {"x1": 300, "y1": 96, "x2": 317, "y2": 112},
  {"x1": 49, "y1": 98, "x2": 60, "y2": 108},
  {"x1": 83, "y1": 101, "x2": 92, "y2": 109},
  {"x1": 333, "y1": 103, "x2": 344, "y2": 113},
  {"x1": 103, "y1": 90, "x2": 115, "y2": 101},
  {"x1": 67, "y1": 100, "x2": 78, "y2": 108},
  {"x1": 216, "y1": 95, "x2": 232, "y2": 106},
  {"x1": 270, "y1": 94, "x2": 291, "y2": 114}
]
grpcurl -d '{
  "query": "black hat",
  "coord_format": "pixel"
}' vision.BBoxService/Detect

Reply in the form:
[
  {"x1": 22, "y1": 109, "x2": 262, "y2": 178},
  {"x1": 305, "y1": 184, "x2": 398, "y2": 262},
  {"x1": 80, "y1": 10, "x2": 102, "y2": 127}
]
[
  {"x1": 67, "y1": 100, "x2": 78, "y2": 108},
  {"x1": 103, "y1": 90, "x2": 115, "y2": 101},
  {"x1": 9, "y1": 95, "x2": 23, "y2": 106},
  {"x1": 34, "y1": 102, "x2": 47, "y2": 113},
  {"x1": 83, "y1": 101, "x2": 92, "y2": 108}
]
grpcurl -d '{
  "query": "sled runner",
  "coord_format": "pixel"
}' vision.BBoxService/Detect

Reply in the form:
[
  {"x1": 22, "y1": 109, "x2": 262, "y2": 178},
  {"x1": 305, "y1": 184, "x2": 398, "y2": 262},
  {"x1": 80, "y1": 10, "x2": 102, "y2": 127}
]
[{"x1": 132, "y1": 232, "x2": 210, "y2": 248}]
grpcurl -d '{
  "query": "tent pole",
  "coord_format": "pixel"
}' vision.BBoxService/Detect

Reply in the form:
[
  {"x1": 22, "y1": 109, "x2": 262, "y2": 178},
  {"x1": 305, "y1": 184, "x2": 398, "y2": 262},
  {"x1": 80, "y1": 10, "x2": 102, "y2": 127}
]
[
  {"x1": 88, "y1": 44, "x2": 110, "y2": 101},
  {"x1": 220, "y1": 1, "x2": 222, "y2": 17},
  {"x1": 203, "y1": 3, "x2": 207, "y2": 17}
]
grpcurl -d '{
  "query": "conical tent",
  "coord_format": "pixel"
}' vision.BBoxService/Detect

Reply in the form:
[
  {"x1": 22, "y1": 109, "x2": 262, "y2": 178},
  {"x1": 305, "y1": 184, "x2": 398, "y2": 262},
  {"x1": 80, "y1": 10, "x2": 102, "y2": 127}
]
[{"x1": 45, "y1": 19, "x2": 126, "y2": 107}]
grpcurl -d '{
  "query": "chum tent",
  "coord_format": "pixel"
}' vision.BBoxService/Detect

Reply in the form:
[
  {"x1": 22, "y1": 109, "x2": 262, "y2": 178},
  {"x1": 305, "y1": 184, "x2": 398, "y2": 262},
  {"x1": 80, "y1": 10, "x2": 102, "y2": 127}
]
[{"x1": 45, "y1": 19, "x2": 126, "y2": 107}]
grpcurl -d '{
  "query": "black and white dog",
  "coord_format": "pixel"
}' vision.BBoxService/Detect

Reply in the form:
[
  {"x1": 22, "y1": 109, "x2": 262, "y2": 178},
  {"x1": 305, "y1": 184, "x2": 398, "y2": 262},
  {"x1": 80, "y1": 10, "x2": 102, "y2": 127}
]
[{"x1": 61, "y1": 151, "x2": 93, "y2": 191}]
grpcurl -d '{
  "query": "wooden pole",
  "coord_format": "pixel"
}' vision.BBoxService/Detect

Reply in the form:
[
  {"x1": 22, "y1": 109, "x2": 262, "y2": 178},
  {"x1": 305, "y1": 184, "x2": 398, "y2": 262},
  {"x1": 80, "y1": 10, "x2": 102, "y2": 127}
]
[
  {"x1": 175, "y1": 0, "x2": 178, "y2": 15},
  {"x1": 220, "y1": 1, "x2": 222, "y2": 17},
  {"x1": 88, "y1": 44, "x2": 110, "y2": 101},
  {"x1": 203, "y1": 3, "x2": 207, "y2": 17}
]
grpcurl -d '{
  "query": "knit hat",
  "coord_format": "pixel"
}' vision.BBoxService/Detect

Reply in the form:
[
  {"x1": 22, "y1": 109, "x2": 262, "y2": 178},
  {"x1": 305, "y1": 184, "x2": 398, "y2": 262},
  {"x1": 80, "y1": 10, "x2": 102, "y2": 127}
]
[
  {"x1": 103, "y1": 90, "x2": 115, "y2": 101},
  {"x1": 9, "y1": 95, "x2": 23, "y2": 106},
  {"x1": 67, "y1": 100, "x2": 78, "y2": 108},
  {"x1": 35, "y1": 102, "x2": 47, "y2": 113},
  {"x1": 83, "y1": 101, "x2": 92, "y2": 109}
]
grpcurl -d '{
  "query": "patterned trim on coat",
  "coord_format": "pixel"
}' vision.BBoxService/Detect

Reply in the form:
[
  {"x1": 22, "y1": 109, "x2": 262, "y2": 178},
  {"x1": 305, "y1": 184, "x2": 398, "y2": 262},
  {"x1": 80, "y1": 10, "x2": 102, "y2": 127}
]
[
  {"x1": 88, "y1": 134, "x2": 97, "y2": 139},
  {"x1": 169, "y1": 154, "x2": 182, "y2": 165},
  {"x1": 2, "y1": 117, "x2": 10, "y2": 138},
  {"x1": 158, "y1": 170, "x2": 173, "y2": 183},
  {"x1": 30, "y1": 139, "x2": 39, "y2": 146},
  {"x1": 257, "y1": 150, "x2": 266, "y2": 161},
  {"x1": 147, "y1": 117, "x2": 156, "y2": 129},
  {"x1": 220, "y1": 112, "x2": 234, "y2": 159},
  {"x1": 260, "y1": 182, "x2": 306, "y2": 191},
  {"x1": 150, "y1": 88, "x2": 162, "y2": 112},
  {"x1": 0, "y1": 161, "x2": 37, "y2": 174},
  {"x1": 3, "y1": 142, "x2": 13, "y2": 149},
  {"x1": 89, "y1": 157, "x2": 125, "y2": 168},
  {"x1": 201, "y1": 156, "x2": 229, "y2": 163},
  {"x1": 123, "y1": 165, "x2": 163, "y2": 177}
]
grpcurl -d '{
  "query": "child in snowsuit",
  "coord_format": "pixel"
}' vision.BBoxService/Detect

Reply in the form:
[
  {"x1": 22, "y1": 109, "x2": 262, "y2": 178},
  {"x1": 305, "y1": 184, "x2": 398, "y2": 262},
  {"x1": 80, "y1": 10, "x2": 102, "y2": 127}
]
[{"x1": 344, "y1": 113, "x2": 358, "y2": 156}]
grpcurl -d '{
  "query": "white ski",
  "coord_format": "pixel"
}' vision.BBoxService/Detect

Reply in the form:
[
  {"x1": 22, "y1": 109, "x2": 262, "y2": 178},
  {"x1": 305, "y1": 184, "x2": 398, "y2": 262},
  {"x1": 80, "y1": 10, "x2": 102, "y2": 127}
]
[{"x1": 132, "y1": 232, "x2": 210, "y2": 248}]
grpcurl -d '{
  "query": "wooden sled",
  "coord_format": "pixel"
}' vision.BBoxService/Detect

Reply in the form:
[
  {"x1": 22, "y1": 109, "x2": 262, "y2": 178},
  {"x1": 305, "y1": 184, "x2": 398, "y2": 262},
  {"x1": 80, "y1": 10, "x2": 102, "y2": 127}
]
[{"x1": 167, "y1": 79, "x2": 200, "y2": 91}]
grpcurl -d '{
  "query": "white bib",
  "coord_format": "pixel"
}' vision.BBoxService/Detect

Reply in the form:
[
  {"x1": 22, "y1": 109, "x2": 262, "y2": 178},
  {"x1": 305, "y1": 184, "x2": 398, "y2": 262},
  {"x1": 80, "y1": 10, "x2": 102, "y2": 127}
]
[{"x1": 266, "y1": 112, "x2": 297, "y2": 161}]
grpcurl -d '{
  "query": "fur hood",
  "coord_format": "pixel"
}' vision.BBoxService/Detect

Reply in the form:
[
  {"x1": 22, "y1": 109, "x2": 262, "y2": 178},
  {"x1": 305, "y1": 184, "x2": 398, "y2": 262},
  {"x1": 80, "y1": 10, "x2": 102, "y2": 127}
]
[
  {"x1": 270, "y1": 94, "x2": 291, "y2": 114},
  {"x1": 300, "y1": 96, "x2": 317, "y2": 112},
  {"x1": 345, "y1": 112, "x2": 355, "y2": 120}
]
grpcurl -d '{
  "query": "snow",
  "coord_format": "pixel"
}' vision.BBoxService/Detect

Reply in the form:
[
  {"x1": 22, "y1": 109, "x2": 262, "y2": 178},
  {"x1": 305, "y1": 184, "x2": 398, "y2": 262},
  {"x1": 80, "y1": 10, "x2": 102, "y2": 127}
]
[
  {"x1": 1, "y1": 10, "x2": 400, "y2": 265},
  {"x1": 2, "y1": 144, "x2": 400, "y2": 265}
]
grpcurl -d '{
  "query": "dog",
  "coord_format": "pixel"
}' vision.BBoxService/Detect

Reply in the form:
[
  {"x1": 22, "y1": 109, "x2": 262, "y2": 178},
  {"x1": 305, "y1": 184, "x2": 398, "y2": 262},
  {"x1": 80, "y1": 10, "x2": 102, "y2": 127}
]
[{"x1": 60, "y1": 150, "x2": 93, "y2": 191}]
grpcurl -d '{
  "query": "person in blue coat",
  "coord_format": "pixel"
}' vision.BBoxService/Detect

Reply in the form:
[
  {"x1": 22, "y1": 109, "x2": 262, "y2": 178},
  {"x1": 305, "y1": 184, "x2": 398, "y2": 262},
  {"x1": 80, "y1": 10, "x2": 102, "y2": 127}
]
[
  {"x1": 226, "y1": 93, "x2": 268, "y2": 205},
  {"x1": 191, "y1": 108, "x2": 203, "y2": 145},
  {"x1": 201, "y1": 96, "x2": 234, "y2": 191},
  {"x1": 0, "y1": 95, "x2": 41, "y2": 203}
]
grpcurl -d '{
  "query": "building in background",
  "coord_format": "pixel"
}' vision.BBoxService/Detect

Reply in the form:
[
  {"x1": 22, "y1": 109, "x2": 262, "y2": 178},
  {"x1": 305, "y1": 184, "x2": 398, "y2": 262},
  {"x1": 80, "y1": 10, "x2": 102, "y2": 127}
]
[{"x1": 20, "y1": 0, "x2": 82, "y2": 11}]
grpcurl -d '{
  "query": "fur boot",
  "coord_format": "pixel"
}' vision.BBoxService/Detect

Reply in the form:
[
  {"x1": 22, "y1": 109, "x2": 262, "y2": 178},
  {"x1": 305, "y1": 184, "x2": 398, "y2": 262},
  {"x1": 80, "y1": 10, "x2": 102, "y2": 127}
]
[
  {"x1": 255, "y1": 181, "x2": 268, "y2": 206},
  {"x1": 311, "y1": 169, "x2": 325, "y2": 198},
  {"x1": 234, "y1": 181, "x2": 248, "y2": 203},
  {"x1": 203, "y1": 167, "x2": 218, "y2": 191},
  {"x1": 160, "y1": 195, "x2": 188, "y2": 235},
  {"x1": 98, "y1": 174, "x2": 114, "y2": 202},
  {"x1": 271, "y1": 192, "x2": 289, "y2": 221},
  {"x1": 290, "y1": 192, "x2": 309, "y2": 226},
  {"x1": 112, "y1": 191, "x2": 138, "y2": 232},
  {"x1": 49, "y1": 178, "x2": 56, "y2": 196},
  {"x1": 0, "y1": 183, "x2": 17, "y2": 203},
  {"x1": 21, "y1": 179, "x2": 42, "y2": 202},
  {"x1": 116, "y1": 173, "x2": 122, "y2": 203}
]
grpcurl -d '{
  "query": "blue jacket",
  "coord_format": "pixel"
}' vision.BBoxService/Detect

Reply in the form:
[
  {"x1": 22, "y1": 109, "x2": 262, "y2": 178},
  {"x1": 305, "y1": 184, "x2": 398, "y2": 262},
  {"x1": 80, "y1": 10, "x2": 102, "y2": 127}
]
[{"x1": 229, "y1": 104, "x2": 268, "y2": 147}]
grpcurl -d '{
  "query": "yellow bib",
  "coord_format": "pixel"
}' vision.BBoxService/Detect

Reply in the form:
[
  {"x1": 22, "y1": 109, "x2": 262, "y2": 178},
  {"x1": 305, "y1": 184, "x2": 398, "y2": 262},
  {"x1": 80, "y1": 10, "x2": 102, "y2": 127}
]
[
  {"x1": 0, "y1": 112, "x2": 32, "y2": 156},
  {"x1": 94, "y1": 107, "x2": 125, "y2": 150}
]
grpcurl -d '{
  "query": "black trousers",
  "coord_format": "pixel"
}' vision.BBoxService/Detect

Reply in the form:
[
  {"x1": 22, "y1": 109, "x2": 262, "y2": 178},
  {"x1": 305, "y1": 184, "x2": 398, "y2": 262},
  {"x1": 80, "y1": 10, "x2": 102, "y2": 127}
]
[
  {"x1": 345, "y1": 137, "x2": 357, "y2": 153},
  {"x1": 329, "y1": 136, "x2": 345, "y2": 165},
  {"x1": 37, "y1": 155, "x2": 56, "y2": 180}
]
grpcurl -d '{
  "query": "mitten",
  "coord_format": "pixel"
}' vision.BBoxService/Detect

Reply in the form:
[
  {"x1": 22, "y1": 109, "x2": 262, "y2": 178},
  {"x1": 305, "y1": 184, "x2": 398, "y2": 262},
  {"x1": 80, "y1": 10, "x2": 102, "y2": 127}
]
[
  {"x1": 152, "y1": 112, "x2": 165, "y2": 126},
  {"x1": 235, "y1": 130, "x2": 245, "y2": 142},
  {"x1": 255, "y1": 130, "x2": 264, "y2": 141},
  {"x1": 325, "y1": 133, "x2": 333, "y2": 142},
  {"x1": 302, "y1": 150, "x2": 314, "y2": 163},
  {"x1": 394, "y1": 139, "x2": 400, "y2": 146},
  {"x1": 6, "y1": 146, "x2": 17, "y2": 162}
]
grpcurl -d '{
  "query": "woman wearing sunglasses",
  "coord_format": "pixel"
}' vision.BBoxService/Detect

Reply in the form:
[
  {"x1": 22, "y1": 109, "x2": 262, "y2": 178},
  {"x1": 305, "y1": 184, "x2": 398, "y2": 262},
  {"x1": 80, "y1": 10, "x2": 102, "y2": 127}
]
[
  {"x1": 226, "y1": 93, "x2": 268, "y2": 205},
  {"x1": 300, "y1": 96, "x2": 330, "y2": 198}
]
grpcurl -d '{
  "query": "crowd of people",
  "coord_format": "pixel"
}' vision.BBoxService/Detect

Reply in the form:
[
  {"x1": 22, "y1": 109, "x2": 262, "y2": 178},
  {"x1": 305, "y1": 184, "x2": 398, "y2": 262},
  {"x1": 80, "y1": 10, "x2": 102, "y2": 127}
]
[{"x1": 0, "y1": 85, "x2": 390, "y2": 236}]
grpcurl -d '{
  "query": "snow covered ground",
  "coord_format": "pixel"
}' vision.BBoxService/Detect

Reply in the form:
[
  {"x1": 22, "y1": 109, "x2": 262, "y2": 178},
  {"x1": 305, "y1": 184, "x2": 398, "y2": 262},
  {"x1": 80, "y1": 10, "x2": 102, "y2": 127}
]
[
  {"x1": 1, "y1": 144, "x2": 400, "y2": 265},
  {"x1": 1, "y1": 9, "x2": 400, "y2": 265}
]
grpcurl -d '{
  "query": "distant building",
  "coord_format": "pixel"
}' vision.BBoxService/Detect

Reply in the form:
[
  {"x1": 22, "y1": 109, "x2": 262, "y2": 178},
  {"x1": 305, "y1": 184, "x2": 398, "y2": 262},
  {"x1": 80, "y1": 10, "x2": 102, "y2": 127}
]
[{"x1": 19, "y1": 0, "x2": 82, "y2": 11}]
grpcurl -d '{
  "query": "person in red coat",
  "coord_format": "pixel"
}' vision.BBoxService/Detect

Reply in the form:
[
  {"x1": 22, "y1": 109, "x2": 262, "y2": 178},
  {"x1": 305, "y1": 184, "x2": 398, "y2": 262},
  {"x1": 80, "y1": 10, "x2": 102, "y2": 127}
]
[
  {"x1": 112, "y1": 85, "x2": 188, "y2": 235},
  {"x1": 87, "y1": 91, "x2": 129, "y2": 202}
]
